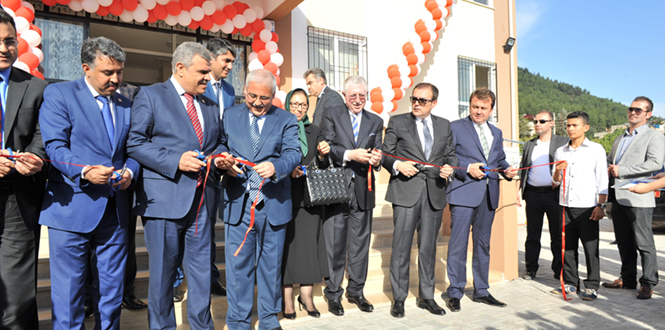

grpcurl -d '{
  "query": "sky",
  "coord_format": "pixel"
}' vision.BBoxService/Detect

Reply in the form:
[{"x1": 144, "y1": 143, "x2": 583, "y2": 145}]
[{"x1": 515, "y1": 0, "x2": 665, "y2": 117}]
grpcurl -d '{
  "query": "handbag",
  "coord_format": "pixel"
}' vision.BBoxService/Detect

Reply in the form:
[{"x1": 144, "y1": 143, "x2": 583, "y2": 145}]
[{"x1": 303, "y1": 156, "x2": 351, "y2": 207}]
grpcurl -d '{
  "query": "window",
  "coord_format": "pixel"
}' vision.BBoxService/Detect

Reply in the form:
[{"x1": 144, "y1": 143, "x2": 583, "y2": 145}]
[
  {"x1": 36, "y1": 18, "x2": 85, "y2": 81},
  {"x1": 473, "y1": 0, "x2": 490, "y2": 6},
  {"x1": 307, "y1": 27, "x2": 368, "y2": 92},
  {"x1": 457, "y1": 56, "x2": 497, "y2": 121}
]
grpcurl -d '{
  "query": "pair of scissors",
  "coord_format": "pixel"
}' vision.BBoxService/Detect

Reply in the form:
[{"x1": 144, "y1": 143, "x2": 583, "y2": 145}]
[{"x1": 109, "y1": 164, "x2": 128, "y2": 185}]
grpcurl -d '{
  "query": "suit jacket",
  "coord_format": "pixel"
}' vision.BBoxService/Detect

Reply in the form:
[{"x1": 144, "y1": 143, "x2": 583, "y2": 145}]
[
  {"x1": 4, "y1": 68, "x2": 48, "y2": 230},
  {"x1": 291, "y1": 124, "x2": 328, "y2": 208},
  {"x1": 39, "y1": 77, "x2": 140, "y2": 233},
  {"x1": 203, "y1": 79, "x2": 235, "y2": 112},
  {"x1": 321, "y1": 105, "x2": 383, "y2": 211},
  {"x1": 219, "y1": 104, "x2": 300, "y2": 226},
  {"x1": 518, "y1": 134, "x2": 569, "y2": 198},
  {"x1": 608, "y1": 126, "x2": 665, "y2": 207},
  {"x1": 127, "y1": 79, "x2": 220, "y2": 219},
  {"x1": 448, "y1": 117, "x2": 511, "y2": 209},
  {"x1": 382, "y1": 113, "x2": 458, "y2": 210},
  {"x1": 311, "y1": 86, "x2": 345, "y2": 127}
]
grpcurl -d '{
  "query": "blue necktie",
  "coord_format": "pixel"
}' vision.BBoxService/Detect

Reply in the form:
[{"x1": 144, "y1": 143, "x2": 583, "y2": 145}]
[
  {"x1": 352, "y1": 114, "x2": 359, "y2": 146},
  {"x1": 96, "y1": 95, "x2": 114, "y2": 146},
  {"x1": 249, "y1": 116, "x2": 263, "y2": 204},
  {"x1": 422, "y1": 118, "x2": 432, "y2": 160}
]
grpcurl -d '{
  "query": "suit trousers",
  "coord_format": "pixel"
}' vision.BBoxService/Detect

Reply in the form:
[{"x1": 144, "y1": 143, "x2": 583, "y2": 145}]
[
  {"x1": 561, "y1": 206, "x2": 600, "y2": 290},
  {"x1": 144, "y1": 188, "x2": 213, "y2": 330},
  {"x1": 225, "y1": 195, "x2": 286, "y2": 330},
  {"x1": 610, "y1": 203, "x2": 658, "y2": 288},
  {"x1": 390, "y1": 187, "x2": 443, "y2": 301},
  {"x1": 124, "y1": 190, "x2": 139, "y2": 298},
  {"x1": 324, "y1": 180, "x2": 373, "y2": 300},
  {"x1": 446, "y1": 190, "x2": 495, "y2": 299},
  {"x1": 524, "y1": 187, "x2": 562, "y2": 276},
  {"x1": 49, "y1": 199, "x2": 126, "y2": 330},
  {"x1": 0, "y1": 192, "x2": 39, "y2": 330}
]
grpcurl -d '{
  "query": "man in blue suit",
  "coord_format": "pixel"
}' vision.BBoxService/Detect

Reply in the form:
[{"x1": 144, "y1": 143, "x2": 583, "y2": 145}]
[
  {"x1": 39, "y1": 37, "x2": 139, "y2": 330},
  {"x1": 444, "y1": 88, "x2": 516, "y2": 312},
  {"x1": 127, "y1": 42, "x2": 224, "y2": 330},
  {"x1": 216, "y1": 69, "x2": 300, "y2": 330}
]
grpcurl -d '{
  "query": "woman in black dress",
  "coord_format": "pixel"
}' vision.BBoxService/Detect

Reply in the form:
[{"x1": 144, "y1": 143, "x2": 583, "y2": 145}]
[{"x1": 281, "y1": 88, "x2": 330, "y2": 319}]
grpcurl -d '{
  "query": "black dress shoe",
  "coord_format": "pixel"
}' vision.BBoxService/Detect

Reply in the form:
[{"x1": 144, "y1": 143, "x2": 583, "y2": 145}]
[
  {"x1": 173, "y1": 288, "x2": 185, "y2": 303},
  {"x1": 390, "y1": 300, "x2": 404, "y2": 318},
  {"x1": 472, "y1": 294, "x2": 507, "y2": 307},
  {"x1": 270, "y1": 328, "x2": 283, "y2": 330},
  {"x1": 327, "y1": 299, "x2": 344, "y2": 316},
  {"x1": 282, "y1": 310, "x2": 296, "y2": 320},
  {"x1": 347, "y1": 295, "x2": 373, "y2": 312},
  {"x1": 211, "y1": 281, "x2": 227, "y2": 296},
  {"x1": 417, "y1": 298, "x2": 445, "y2": 315},
  {"x1": 446, "y1": 298, "x2": 461, "y2": 312},
  {"x1": 297, "y1": 295, "x2": 320, "y2": 318},
  {"x1": 84, "y1": 299, "x2": 94, "y2": 318},
  {"x1": 122, "y1": 295, "x2": 147, "y2": 310}
]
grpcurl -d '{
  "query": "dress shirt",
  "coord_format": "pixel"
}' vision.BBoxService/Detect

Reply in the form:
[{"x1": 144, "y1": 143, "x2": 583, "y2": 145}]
[
  {"x1": 170, "y1": 76, "x2": 204, "y2": 132},
  {"x1": 527, "y1": 139, "x2": 553, "y2": 187},
  {"x1": 613, "y1": 123, "x2": 648, "y2": 164},
  {"x1": 317, "y1": 85, "x2": 328, "y2": 99},
  {"x1": 553, "y1": 138, "x2": 608, "y2": 207},
  {"x1": 393, "y1": 115, "x2": 434, "y2": 175},
  {"x1": 343, "y1": 109, "x2": 363, "y2": 163}
]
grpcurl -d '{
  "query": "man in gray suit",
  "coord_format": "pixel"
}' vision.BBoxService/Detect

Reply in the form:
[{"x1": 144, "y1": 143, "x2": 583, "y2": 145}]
[
  {"x1": 603, "y1": 96, "x2": 664, "y2": 300},
  {"x1": 382, "y1": 83, "x2": 457, "y2": 318},
  {"x1": 304, "y1": 68, "x2": 344, "y2": 127},
  {"x1": 517, "y1": 111, "x2": 569, "y2": 281}
]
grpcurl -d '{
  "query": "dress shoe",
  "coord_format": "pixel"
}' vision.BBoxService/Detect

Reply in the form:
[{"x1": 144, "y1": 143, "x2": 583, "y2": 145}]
[
  {"x1": 521, "y1": 271, "x2": 535, "y2": 280},
  {"x1": 270, "y1": 327, "x2": 283, "y2": 330},
  {"x1": 84, "y1": 299, "x2": 94, "y2": 318},
  {"x1": 122, "y1": 295, "x2": 147, "y2": 310},
  {"x1": 602, "y1": 278, "x2": 637, "y2": 290},
  {"x1": 327, "y1": 299, "x2": 344, "y2": 316},
  {"x1": 282, "y1": 310, "x2": 296, "y2": 320},
  {"x1": 446, "y1": 298, "x2": 461, "y2": 312},
  {"x1": 297, "y1": 295, "x2": 320, "y2": 318},
  {"x1": 173, "y1": 288, "x2": 185, "y2": 303},
  {"x1": 417, "y1": 298, "x2": 446, "y2": 315},
  {"x1": 472, "y1": 294, "x2": 507, "y2": 307},
  {"x1": 347, "y1": 295, "x2": 374, "y2": 312},
  {"x1": 211, "y1": 281, "x2": 227, "y2": 296},
  {"x1": 637, "y1": 285, "x2": 653, "y2": 300},
  {"x1": 390, "y1": 300, "x2": 404, "y2": 318}
]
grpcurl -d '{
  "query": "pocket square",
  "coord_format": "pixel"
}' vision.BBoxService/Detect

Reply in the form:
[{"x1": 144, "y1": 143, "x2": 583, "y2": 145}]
[{"x1": 368, "y1": 133, "x2": 376, "y2": 137}]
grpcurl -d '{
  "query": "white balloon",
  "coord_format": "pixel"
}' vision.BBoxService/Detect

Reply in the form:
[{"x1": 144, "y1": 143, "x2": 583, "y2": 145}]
[
  {"x1": 68, "y1": 0, "x2": 83, "y2": 11},
  {"x1": 401, "y1": 76, "x2": 411, "y2": 88},
  {"x1": 413, "y1": 42, "x2": 424, "y2": 54},
  {"x1": 248, "y1": 52, "x2": 258, "y2": 62},
  {"x1": 424, "y1": 19, "x2": 436, "y2": 31},
  {"x1": 155, "y1": 0, "x2": 169, "y2": 5},
  {"x1": 243, "y1": 8, "x2": 256, "y2": 23},
  {"x1": 275, "y1": 68, "x2": 280, "y2": 77},
  {"x1": 429, "y1": 29, "x2": 439, "y2": 42},
  {"x1": 436, "y1": 0, "x2": 447, "y2": 6},
  {"x1": 201, "y1": 1, "x2": 216, "y2": 15},
  {"x1": 21, "y1": 2, "x2": 35, "y2": 13},
  {"x1": 247, "y1": 59, "x2": 263, "y2": 71},
  {"x1": 276, "y1": 90, "x2": 287, "y2": 103},
  {"x1": 164, "y1": 14, "x2": 178, "y2": 26},
  {"x1": 213, "y1": 0, "x2": 225, "y2": 10},
  {"x1": 383, "y1": 88, "x2": 395, "y2": 101},
  {"x1": 232, "y1": 14, "x2": 246, "y2": 29},
  {"x1": 82, "y1": 0, "x2": 98, "y2": 13},
  {"x1": 98, "y1": 0, "x2": 113, "y2": 6},
  {"x1": 31, "y1": 47, "x2": 44, "y2": 62},
  {"x1": 265, "y1": 41, "x2": 277, "y2": 54},
  {"x1": 177, "y1": 11, "x2": 191, "y2": 26},
  {"x1": 259, "y1": 29, "x2": 272, "y2": 43},
  {"x1": 140, "y1": 0, "x2": 155, "y2": 10},
  {"x1": 408, "y1": 32, "x2": 421, "y2": 47},
  {"x1": 220, "y1": 20, "x2": 234, "y2": 34},
  {"x1": 4, "y1": 8, "x2": 15, "y2": 18},
  {"x1": 13, "y1": 17, "x2": 29, "y2": 35},
  {"x1": 440, "y1": 18, "x2": 448, "y2": 28},
  {"x1": 398, "y1": 64, "x2": 410, "y2": 77},
  {"x1": 119, "y1": 10, "x2": 134, "y2": 22},
  {"x1": 133, "y1": 5, "x2": 149, "y2": 22},
  {"x1": 262, "y1": 19, "x2": 272, "y2": 31},
  {"x1": 13, "y1": 61, "x2": 29, "y2": 73},
  {"x1": 421, "y1": 9, "x2": 434, "y2": 21},
  {"x1": 209, "y1": 24, "x2": 220, "y2": 32},
  {"x1": 270, "y1": 53, "x2": 284, "y2": 67},
  {"x1": 190, "y1": 6, "x2": 204, "y2": 21},
  {"x1": 252, "y1": 5, "x2": 263, "y2": 19},
  {"x1": 416, "y1": 52, "x2": 425, "y2": 65},
  {"x1": 21, "y1": 30, "x2": 41, "y2": 48},
  {"x1": 396, "y1": 57, "x2": 408, "y2": 69},
  {"x1": 441, "y1": 7, "x2": 449, "y2": 19},
  {"x1": 382, "y1": 101, "x2": 394, "y2": 112}
]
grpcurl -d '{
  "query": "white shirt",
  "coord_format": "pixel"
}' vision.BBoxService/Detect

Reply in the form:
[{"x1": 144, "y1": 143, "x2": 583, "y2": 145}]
[
  {"x1": 170, "y1": 76, "x2": 204, "y2": 132},
  {"x1": 249, "y1": 112, "x2": 266, "y2": 133},
  {"x1": 527, "y1": 139, "x2": 552, "y2": 187},
  {"x1": 474, "y1": 121, "x2": 494, "y2": 152},
  {"x1": 553, "y1": 138, "x2": 608, "y2": 207},
  {"x1": 209, "y1": 73, "x2": 225, "y2": 119}
]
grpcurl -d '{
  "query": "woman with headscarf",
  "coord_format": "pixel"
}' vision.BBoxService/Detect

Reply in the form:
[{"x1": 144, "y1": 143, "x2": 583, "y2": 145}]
[{"x1": 281, "y1": 88, "x2": 330, "y2": 319}]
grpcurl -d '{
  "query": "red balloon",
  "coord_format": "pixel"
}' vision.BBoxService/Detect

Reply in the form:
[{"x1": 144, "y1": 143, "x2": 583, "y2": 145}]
[
  {"x1": 232, "y1": 1, "x2": 244, "y2": 13},
  {"x1": 420, "y1": 31, "x2": 432, "y2": 43},
  {"x1": 426, "y1": 0, "x2": 438, "y2": 12},
  {"x1": 271, "y1": 32, "x2": 279, "y2": 42},
  {"x1": 415, "y1": 22, "x2": 427, "y2": 35},
  {"x1": 231, "y1": 27, "x2": 238, "y2": 35},
  {"x1": 257, "y1": 50, "x2": 270, "y2": 65},
  {"x1": 188, "y1": 20, "x2": 200, "y2": 30},
  {"x1": 251, "y1": 19, "x2": 265, "y2": 33},
  {"x1": 31, "y1": 70, "x2": 44, "y2": 80},
  {"x1": 96, "y1": 6, "x2": 110, "y2": 16},
  {"x1": 431, "y1": 8, "x2": 443, "y2": 20},
  {"x1": 17, "y1": 37, "x2": 28, "y2": 55},
  {"x1": 251, "y1": 39, "x2": 265, "y2": 53},
  {"x1": 122, "y1": 0, "x2": 138, "y2": 11},
  {"x1": 446, "y1": 0, "x2": 453, "y2": 6},
  {"x1": 406, "y1": 54, "x2": 418, "y2": 65},
  {"x1": 212, "y1": 11, "x2": 226, "y2": 25},
  {"x1": 387, "y1": 67, "x2": 400, "y2": 79},
  {"x1": 166, "y1": 1, "x2": 182, "y2": 16},
  {"x1": 239, "y1": 24, "x2": 252, "y2": 37},
  {"x1": 30, "y1": 24, "x2": 42, "y2": 36},
  {"x1": 222, "y1": 5, "x2": 237, "y2": 18},
  {"x1": 109, "y1": 1, "x2": 124, "y2": 16},
  {"x1": 0, "y1": 0, "x2": 21, "y2": 12},
  {"x1": 370, "y1": 87, "x2": 381, "y2": 95},
  {"x1": 393, "y1": 88, "x2": 403, "y2": 101},
  {"x1": 272, "y1": 98, "x2": 283, "y2": 109},
  {"x1": 41, "y1": 0, "x2": 58, "y2": 6},
  {"x1": 20, "y1": 52, "x2": 39, "y2": 70},
  {"x1": 371, "y1": 102, "x2": 383, "y2": 114},
  {"x1": 56, "y1": 0, "x2": 70, "y2": 5},
  {"x1": 371, "y1": 93, "x2": 383, "y2": 103},
  {"x1": 152, "y1": 4, "x2": 167, "y2": 19},
  {"x1": 434, "y1": 19, "x2": 443, "y2": 31},
  {"x1": 390, "y1": 77, "x2": 401, "y2": 88},
  {"x1": 408, "y1": 65, "x2": 418, "y2": 77},
  {"x1": 413, "y1": 19, "x2": 424, "y2": 30},
  {"x1": 391, "y1": 101, "x2": 398, "y2": 112},
  {"x1": 264, "y1": 62, "x2": 278, "y2": 74},
  {"x1": 180, "y1": 0, "x2": 194, "y2": 11},
  {"x1": 402, "y1": 42, "x2": 415, "y2": 56},
  {"x1": 275, "y1": 75, "x2": 280, "y2": 86},
  {"x1": 147, "y1": 10, "x2": 157, "y2": 22},
  {"x1": 422, "y1": 41, "x2": 432, "y2": 54},
  {"x1": 16, "y1": 7, "x2": 35, "y2": 22},
  {"x1": 200, "y1": 16, "x2": 214, "y2": 30},
  {"x1": 193, "y1": 0, "x2": 204, "y2": 5}
]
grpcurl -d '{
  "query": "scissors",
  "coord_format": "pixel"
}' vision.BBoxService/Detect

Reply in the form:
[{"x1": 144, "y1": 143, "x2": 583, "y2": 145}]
[
  {"x1": 194, "y1": 149, "x2": 207, "y2": 168},
  {"x1": 109, "y1": 164, "x2": 128, "y2": 185}
]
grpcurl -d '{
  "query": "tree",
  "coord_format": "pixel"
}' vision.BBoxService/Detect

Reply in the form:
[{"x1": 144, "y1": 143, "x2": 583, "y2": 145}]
[{"x1": 593, "y1": 129, "x2": 623, "y2": 154}]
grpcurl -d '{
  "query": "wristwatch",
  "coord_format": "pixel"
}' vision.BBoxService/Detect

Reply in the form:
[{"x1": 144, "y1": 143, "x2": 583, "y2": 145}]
[{"x1": 596, "y1": 203, "x2": 607, "y2": 210}]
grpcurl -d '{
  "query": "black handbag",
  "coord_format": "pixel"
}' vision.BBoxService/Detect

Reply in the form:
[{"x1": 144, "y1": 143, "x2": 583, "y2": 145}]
[{"x1": 303, "y1": 156, "x2": 350, "y2": 207}]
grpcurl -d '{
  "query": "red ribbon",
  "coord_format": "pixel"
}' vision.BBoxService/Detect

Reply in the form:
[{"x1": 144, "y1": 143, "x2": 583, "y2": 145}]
[{"x1": 559, "y1": 168, "x2": 571, "y2": 301}]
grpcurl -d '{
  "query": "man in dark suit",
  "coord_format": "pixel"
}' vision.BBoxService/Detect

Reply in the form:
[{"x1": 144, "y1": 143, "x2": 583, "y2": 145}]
[
  {"x1": 518, "y1": 111, "x2": 569, "y2": 281},
  {"x1": 304, "y1": 68, "x2": 344, "y2": 127},
  {"x1": 216, "y1": 69, "x2": 300, "y2": 330},
  {"x1": 445, "y1": 88, "x2": 516, "y2": 312},
  {"x1": 382, "y1": 83, "x2": 457, "y2": 318},
  {"x1": 0, "y1": 9, "x2": 48, "y2": 329},
  {"x1": 320, "y1": 75, "x2": 383, "y2": 316},
  {"x1": 39, "y1": 36, "x2": 139, "y2": 330}
]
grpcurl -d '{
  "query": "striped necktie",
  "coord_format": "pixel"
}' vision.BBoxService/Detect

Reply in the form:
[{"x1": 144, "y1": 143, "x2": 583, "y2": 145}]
[
  {"x1": 478, "y1": 124, "x2": 490, "y2": 159},
  {"x1": 249, "y1": 115, "x2": 263, "y2": 203},
  {"x1": 184, "y1": 93, "x2": 203, "y2": 187},
  {"x1": 96, "y1": 95, "x2": 114, "y2": 146},
  {"x1": 422, "y1": 118, "x2": 432, "y2": 160},
  {"x1": 352, "y1": 113, "x2": 359, "y2": 146}
]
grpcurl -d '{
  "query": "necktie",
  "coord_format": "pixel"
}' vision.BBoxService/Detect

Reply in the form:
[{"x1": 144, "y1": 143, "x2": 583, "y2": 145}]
[
  {"x1": 184, "y1": 93, "x2": 204, "y2": 186},
  {"x1": 249, "y1": 116, "x2": 263, "y2": 204},
  {"x1": 96, "y1": 95, "x2": 114, "y2": 146},
  {"x1": 352, "y1": 114, "x2": 359, "y2": 146},
  {"x1": 214, "y1": 81, "x2": 222, "y2": 98},
  {"x1": 479, "y1": 124, "x2": 490, "y2": 159},
  {"x1": 422, "y1": 118, "x2": 433, "y2": 160},
  {"x1": 0, "y1": 76, "x2": 4, "y2": 149}
]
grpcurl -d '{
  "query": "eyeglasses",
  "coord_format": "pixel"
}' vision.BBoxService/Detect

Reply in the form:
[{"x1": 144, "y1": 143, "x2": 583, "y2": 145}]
[
  {"x1": 289, "y1": 102, "x2": 308, "y2": 109},
  {"x1": 628, "y1": 107, "x2": 650, "y2": 115},
  {"x1": 410, "y1": 96, "x2": 434, "y2": 105},
  {"x1": 348, "y1": 94, "x2": 366, "y2": 101},
  {"x1": 0, "y1": 38, "x2": 17, "y2": 48},
  {"x1": 533, "y1": 119, "x2": 552, "y2": 124}
]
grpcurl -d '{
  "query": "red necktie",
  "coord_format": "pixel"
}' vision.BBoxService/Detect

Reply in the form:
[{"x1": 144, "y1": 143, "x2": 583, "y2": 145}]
[{"x1": 184, "y1": 93, "x2": 203, "y2": 186}]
